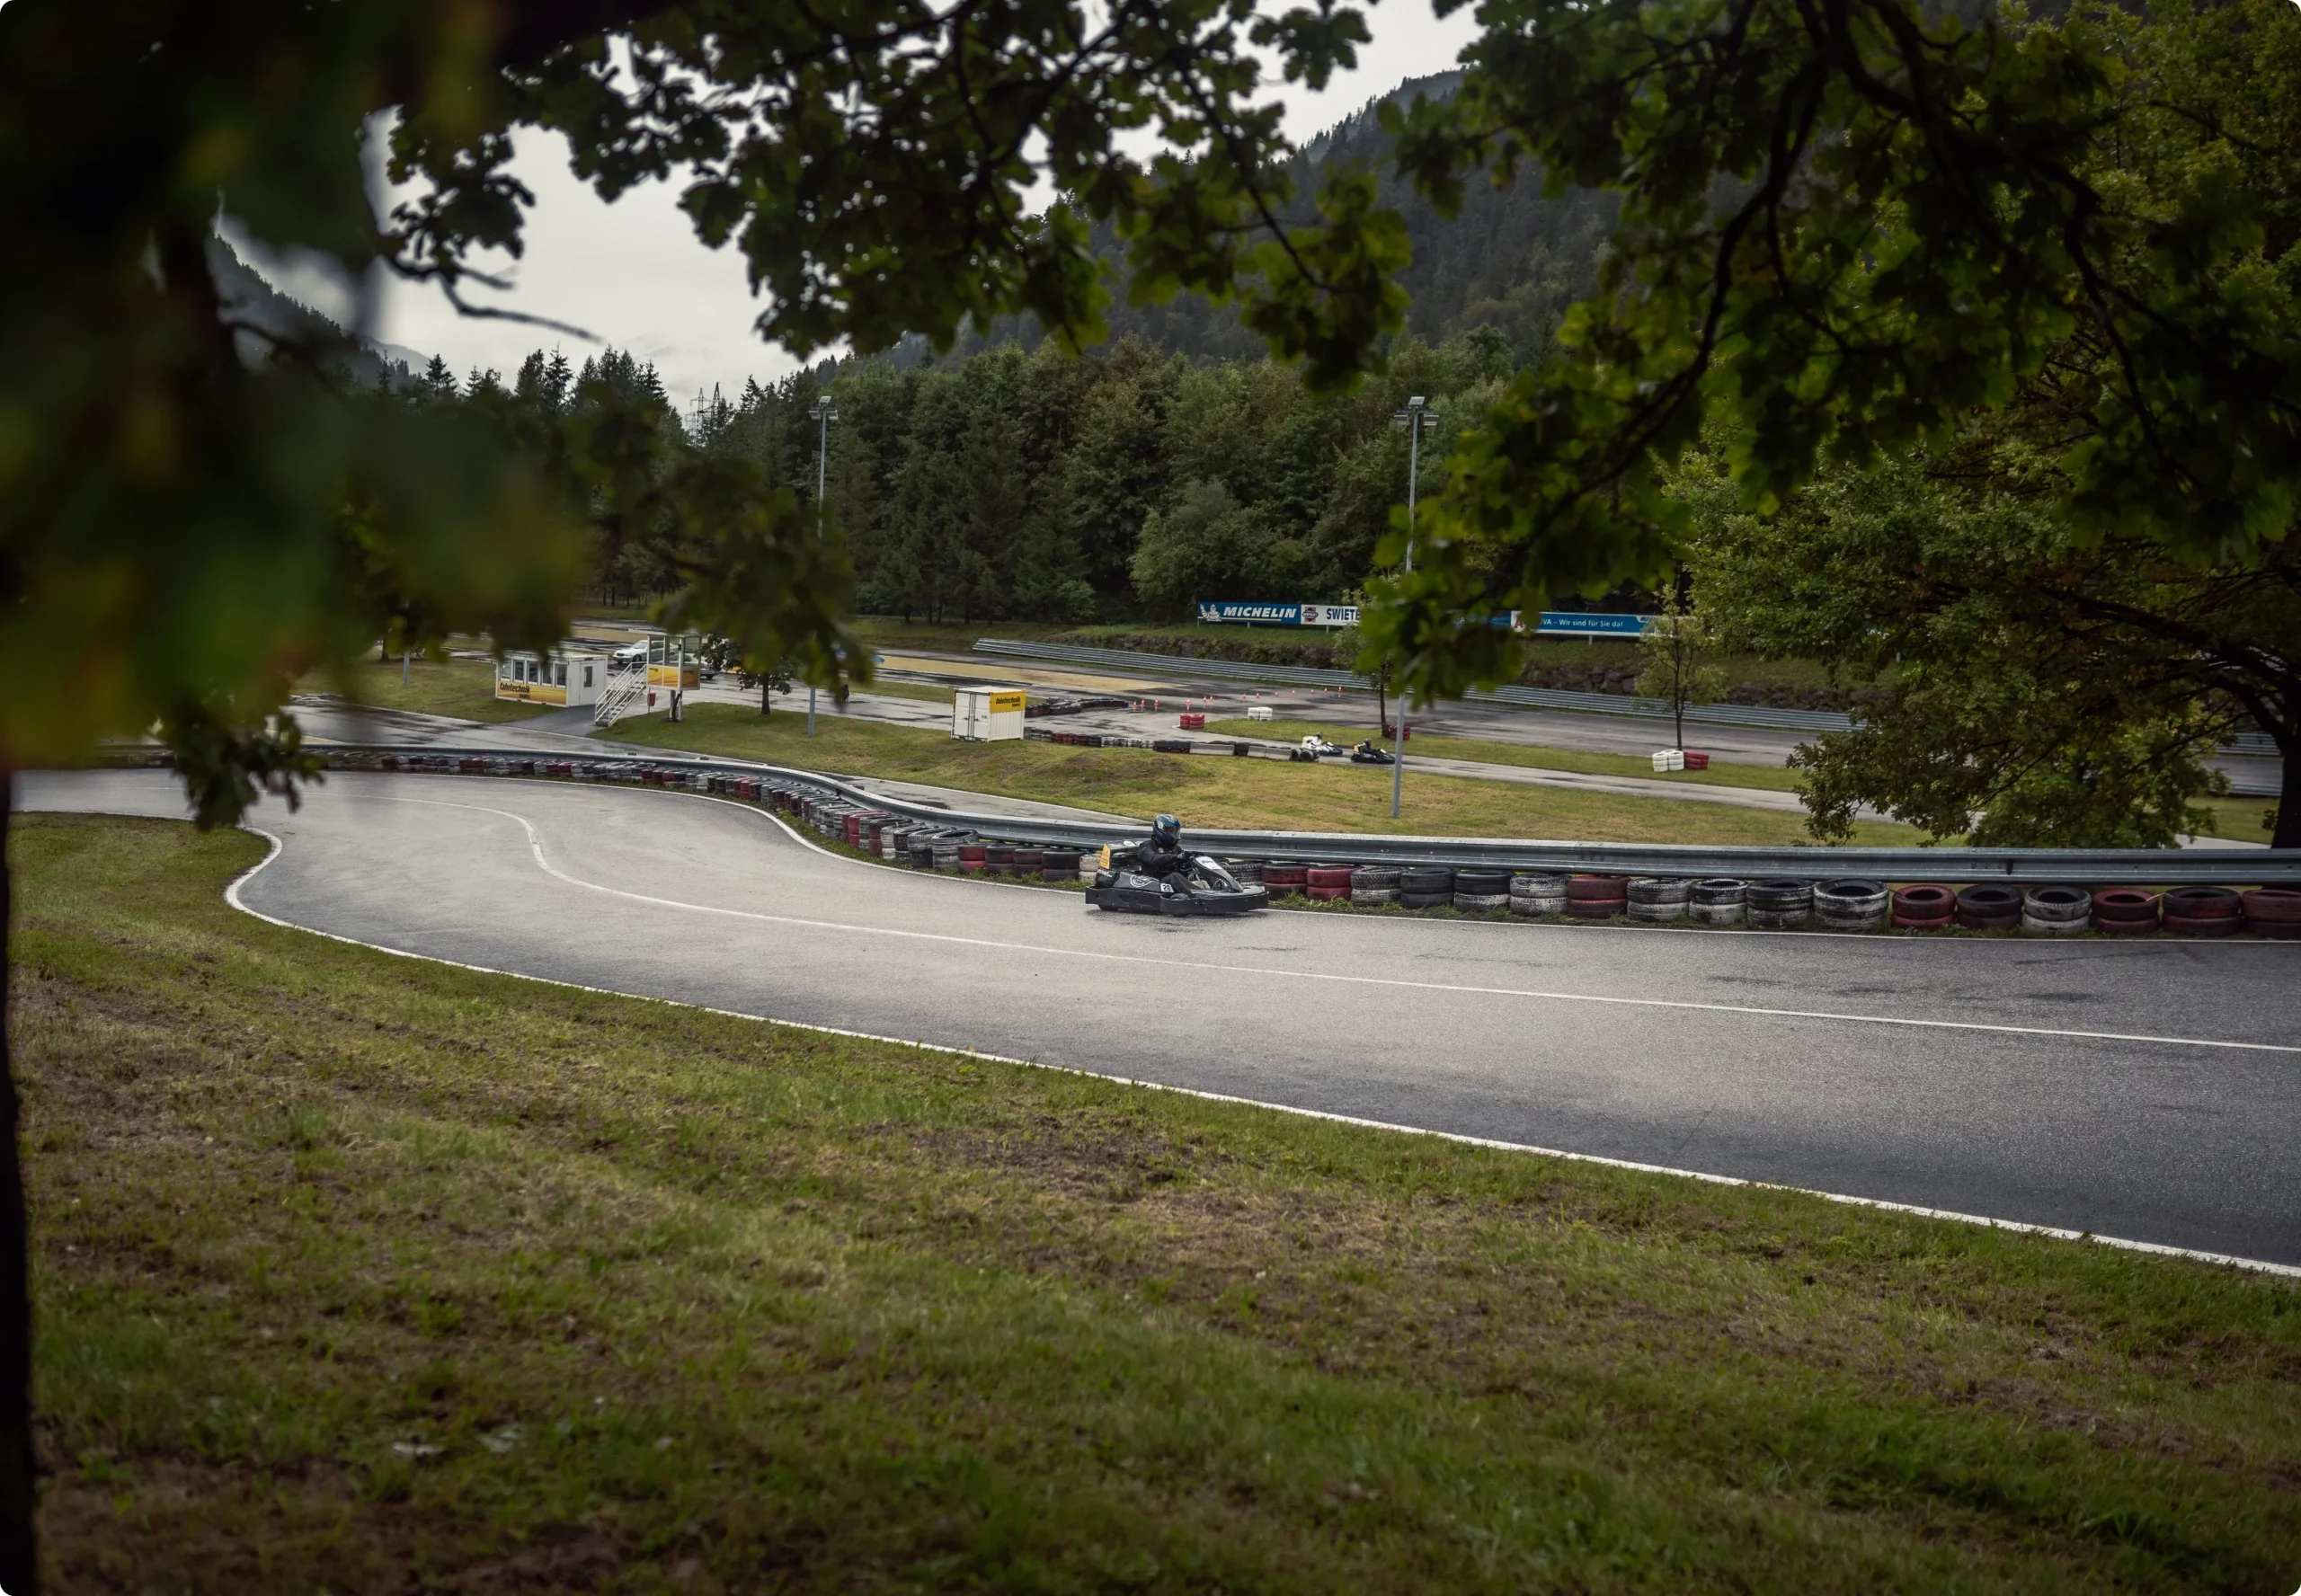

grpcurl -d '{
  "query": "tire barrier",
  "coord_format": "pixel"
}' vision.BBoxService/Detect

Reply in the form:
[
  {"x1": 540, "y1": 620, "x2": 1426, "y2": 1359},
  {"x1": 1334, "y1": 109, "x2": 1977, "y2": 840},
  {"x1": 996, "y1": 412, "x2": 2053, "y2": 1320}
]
[
  {"x1": 1350, "y1": 865, "x2": 1401, "y2": 906},
  {"x1": 1891, "y1": 883, "x2": 1955, "y2": 930},
  {"x1": 300, "y1": 749, "x2": 2301, "y2": 938},
  {"x1": 2243, "y1": 887, "x2": 2301, "y2": 939},
  {"x1": 1400, "y1": 866, "x2": 1453, "y2": 910},
  {"x1": 1956, "y1": 883, "x2": 2023, "y2": 931},
  {"x1": 1626, "y1": 876, "x2": 1690, "y2": 924},
  {"x1": 2021, "y1": 883, "x2": 2092, "y2": 935},
  {"x1": 1815, "y1": 878, "x2": 1889, "y2": 933},
  {"x1": 1746, "y1": 878, "x2": 1813, "y2": 930},
  {"x1": 1689, "y1": 878, "x2": 1747, "y2": 927},
  {"x1": 1454, "y1": 869, "x2": 1511, "y2": 913},
  {"x1": 1566, "y1": 873, "x2": 1630, "y2": 919},
  {"x1": 2163, "y1": 885, "x2": 2243, "y2": 936},
  {"x1": 1510, "y1": 873, "x2": 1567, "y2": 917}
]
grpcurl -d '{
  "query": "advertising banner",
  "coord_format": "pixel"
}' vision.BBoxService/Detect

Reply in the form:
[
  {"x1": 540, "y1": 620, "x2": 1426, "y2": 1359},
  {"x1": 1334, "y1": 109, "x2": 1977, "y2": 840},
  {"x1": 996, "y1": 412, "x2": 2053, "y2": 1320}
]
[
  {"x1": 1195, "y1": 603, "x2": 1646, "y2": 634},
  {"x1": 1196, "y1": 601, "x2": 1303, "y2": 625},
  {"x1": 1533, "y1": 611, "x2": 1650, "y2": 635}
]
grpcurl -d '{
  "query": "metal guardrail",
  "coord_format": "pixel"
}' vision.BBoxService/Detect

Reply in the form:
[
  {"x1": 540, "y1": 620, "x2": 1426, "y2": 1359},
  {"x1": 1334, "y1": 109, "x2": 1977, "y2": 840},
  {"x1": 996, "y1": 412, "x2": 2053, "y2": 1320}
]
[{"x1": 282, "y1": 744, "x2": 2301, "y2": 885}]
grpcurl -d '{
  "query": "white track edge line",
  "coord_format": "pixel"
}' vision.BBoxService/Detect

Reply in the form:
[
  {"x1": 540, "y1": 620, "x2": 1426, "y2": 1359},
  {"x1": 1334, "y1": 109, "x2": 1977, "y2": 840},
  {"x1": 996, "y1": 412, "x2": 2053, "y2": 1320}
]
[{"x1": 221, "y1": 820, "x2": 2301, "y2": 1281}]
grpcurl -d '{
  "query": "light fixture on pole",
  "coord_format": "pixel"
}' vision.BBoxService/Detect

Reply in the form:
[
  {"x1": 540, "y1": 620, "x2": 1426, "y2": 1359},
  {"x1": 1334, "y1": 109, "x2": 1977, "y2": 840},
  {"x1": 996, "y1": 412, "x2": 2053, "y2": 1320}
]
[
  {"x1": 807, "y1": 394, "x2": 838, "y2": 737},
  {"x1": 1388, "y1": 395, "x2": 1431, "y2": 819}
]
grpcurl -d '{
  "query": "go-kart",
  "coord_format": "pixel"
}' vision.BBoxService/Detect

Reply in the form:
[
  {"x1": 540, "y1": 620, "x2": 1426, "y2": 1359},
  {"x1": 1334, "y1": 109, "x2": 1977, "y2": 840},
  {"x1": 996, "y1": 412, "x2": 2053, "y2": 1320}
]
[
  {"x1": 1347, "y1": 740, "x2": 1395, "y2": 764},
  {"x1": 1289, "y1": 734, "x2": 1346, "y2": 762},
  {"x1": 1086, "y1": 854, "x2": 1270, "y2": 917}
]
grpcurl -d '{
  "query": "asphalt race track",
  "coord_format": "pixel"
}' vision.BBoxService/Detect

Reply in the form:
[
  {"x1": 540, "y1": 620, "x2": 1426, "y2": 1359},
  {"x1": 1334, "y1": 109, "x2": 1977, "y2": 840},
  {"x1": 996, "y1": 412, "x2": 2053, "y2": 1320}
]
[{"x1": 23, "y1": 768, "x2": 2301, "y2": 1268}]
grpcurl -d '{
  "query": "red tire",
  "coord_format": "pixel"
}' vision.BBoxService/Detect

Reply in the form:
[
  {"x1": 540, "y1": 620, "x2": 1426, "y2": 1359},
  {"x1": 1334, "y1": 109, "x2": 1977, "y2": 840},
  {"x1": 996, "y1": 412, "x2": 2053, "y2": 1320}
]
[
  {"x1": 2163, "y1": 912, "x2": 2242, "y2": 937},
  {"x1": 1891, "y1": 884, "x2": 1953, "y2": 927},
  {"x1": 1306, "y1": 866, "x2": 1355, "y2": 890},
  {"x1": 2089, "y1": 887, "x2": 2159, "y2": 922},
  {"x1": 1306, "y1": 884, "x2": 1350, "y2": 900},
  {"x1": 1567, "y1": 873, "x2": 1630, "y2": 902},
  {"x1": 2242, "y1": 888, "x2": 2301, "y2": 924}
]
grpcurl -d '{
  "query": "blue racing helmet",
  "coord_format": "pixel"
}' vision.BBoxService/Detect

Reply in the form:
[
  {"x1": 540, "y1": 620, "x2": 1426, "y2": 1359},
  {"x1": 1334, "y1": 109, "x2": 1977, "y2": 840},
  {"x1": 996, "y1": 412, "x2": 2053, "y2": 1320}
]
[{"x1": 1151, "y1": 813, "x2": 1182, "y2": 846}]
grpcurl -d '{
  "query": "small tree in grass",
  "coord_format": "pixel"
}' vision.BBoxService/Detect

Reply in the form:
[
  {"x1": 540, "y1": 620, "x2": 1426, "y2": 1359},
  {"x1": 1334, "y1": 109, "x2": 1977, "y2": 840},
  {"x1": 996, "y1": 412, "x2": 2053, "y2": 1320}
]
[{"x1": 1637, "y1": 602, "x2": 1725, "y2": 755}]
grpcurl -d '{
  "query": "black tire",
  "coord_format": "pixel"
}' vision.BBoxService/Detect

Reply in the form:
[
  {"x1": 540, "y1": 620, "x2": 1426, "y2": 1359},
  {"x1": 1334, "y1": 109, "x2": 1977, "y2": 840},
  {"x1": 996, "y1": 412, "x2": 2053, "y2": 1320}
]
[
  {"x1": 1454, "y1": 870, "x2": 1509, "y2": 895},
  {"x1": 1351, "y1": 866, "x2": 1402, "y2": 891},
  {"x1": 1510, "y1": 873, "x2": 1565, "y2": 894},
  {"x1": 1689, "y1": 877, "x2": 1746, "y2": 907},
  {"x1": 1402, "y1": 867, "x2": 1453, "y2": 894},
  {"x1": 1455, "y1": 891, "x2": 1510, "y2": 913},
  {"x1": 2163, "y1": 885, "x2": 2241, "y2": 920},
  {"x1": 1400, "y1": 891, "x2": 1452, "y2": 909},
  {"x1": 1628, "y1": 877, "x2": 1690, "y2": 906},
  {"x1": 1746, "y1": 878, "x2": 1813, "y2": 911}
]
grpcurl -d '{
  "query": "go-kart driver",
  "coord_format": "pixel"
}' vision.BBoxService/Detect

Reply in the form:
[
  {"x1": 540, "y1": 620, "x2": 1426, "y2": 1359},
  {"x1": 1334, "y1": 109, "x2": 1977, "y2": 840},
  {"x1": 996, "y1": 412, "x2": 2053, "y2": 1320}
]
[{"x1": 1132, "y1": 813, "x2": 1190, "y2": 880}]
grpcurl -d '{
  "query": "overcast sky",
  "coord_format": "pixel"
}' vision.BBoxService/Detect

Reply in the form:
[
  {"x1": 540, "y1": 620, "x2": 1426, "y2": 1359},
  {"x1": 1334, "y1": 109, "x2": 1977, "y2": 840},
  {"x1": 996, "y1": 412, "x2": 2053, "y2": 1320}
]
[{"x1": 329, "y1": 2, "x2": 1483, "y2": 409}]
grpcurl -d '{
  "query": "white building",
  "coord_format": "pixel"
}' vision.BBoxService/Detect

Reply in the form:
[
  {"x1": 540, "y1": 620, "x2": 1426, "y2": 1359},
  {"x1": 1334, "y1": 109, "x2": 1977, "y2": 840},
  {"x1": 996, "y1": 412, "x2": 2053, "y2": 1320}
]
[{"x1": 495, "y1": 649, "x2": 613, "y2": 708}]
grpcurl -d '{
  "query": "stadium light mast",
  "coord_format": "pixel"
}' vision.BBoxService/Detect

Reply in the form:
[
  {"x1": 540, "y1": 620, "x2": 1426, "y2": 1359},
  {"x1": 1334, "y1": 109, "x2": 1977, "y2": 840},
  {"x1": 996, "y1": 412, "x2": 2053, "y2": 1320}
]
[
  {"x1": 807, "y1": 394, "x2": 838, "y2": 737},
  {"x1": 1388, "y1": 395, "x2": 1431, "y2": 819}
]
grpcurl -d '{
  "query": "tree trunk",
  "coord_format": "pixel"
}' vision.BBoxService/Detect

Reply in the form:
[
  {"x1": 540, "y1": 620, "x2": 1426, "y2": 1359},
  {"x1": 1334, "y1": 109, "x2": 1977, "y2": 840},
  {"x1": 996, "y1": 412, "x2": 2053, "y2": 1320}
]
[
  {"x1": 760, "y1": 680, "x2": 771, "y2": 717},
  {"x1": 0, "y1": 796, "x2": 38, "y2": 1590}
]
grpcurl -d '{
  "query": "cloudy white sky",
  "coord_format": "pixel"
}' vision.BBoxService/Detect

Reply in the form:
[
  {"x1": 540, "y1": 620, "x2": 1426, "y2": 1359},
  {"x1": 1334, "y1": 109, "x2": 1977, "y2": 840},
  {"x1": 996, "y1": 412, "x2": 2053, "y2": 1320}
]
[{"x1": 328, "y1": 1, "x2": 1482, "y2": 409}]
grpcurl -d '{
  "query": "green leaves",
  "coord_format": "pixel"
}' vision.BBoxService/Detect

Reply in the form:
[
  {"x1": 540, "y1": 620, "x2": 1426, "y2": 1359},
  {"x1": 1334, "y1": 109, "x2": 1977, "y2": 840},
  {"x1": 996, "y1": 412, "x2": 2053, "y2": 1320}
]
[
  {"x1": 2, "y1": 0, "x2": 1414, "y2": 810},
  {"x1": 1679, "y1": 444, "x2": 2291, "y2": 847},
  {"x1": 1366, "y1": 0, "x2": 2301, "y2": 705}
]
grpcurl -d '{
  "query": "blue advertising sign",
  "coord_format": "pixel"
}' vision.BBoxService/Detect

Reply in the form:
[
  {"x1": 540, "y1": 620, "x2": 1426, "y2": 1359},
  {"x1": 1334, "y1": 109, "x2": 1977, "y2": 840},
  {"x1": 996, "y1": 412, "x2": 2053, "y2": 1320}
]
[{"x1": 1534, "y1": 611, "x2": 1649, "y2": 635}]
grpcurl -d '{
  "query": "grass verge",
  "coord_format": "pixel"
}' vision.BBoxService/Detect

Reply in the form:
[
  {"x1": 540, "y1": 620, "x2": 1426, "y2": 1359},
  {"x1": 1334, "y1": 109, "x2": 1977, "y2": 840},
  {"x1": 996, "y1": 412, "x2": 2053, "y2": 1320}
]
[
  {"x1": 302, "y1": 654, "x2": 550, "y2": 724},
  {"x1": 17, "y1": 812, "x2": 2301, "y2": 1590},
  {"x1": 600, "y1": 705, "x2": 1919, "y2": 845},
  {"x1": 1206, "y1": 718, "x2": 1808, "y2": 793}
]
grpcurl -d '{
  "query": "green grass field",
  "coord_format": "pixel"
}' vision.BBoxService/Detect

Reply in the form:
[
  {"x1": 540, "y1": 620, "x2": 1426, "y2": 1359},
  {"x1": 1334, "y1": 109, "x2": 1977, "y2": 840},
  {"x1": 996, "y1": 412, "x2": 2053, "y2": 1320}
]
[
  {"x1": 1207, "y1": 717, "x2": 1809, "y2": 793},
  {"x1": 303, "y1": 653, "x2": 551, "y2": 724},
  {"x1": 601, "y1": 705, "x2": 1921, "y2": 845},
  {"x1": 19, "y1": 812, "x2": 2301, "y2": 1590}
]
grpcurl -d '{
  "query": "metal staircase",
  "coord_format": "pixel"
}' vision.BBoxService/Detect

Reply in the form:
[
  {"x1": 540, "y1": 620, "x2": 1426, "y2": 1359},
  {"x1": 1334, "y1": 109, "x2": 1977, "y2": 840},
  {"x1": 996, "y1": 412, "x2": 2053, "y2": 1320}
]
[{"x1": 592, "y1": 661, "x2": 648, "y2": 727}]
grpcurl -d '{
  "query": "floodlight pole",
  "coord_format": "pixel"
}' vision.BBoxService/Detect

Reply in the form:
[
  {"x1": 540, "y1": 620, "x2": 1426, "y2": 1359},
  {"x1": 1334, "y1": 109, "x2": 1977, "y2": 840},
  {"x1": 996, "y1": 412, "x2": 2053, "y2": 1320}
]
[
  {"x1": 807, "y1": 395, "x2": 838, "y2": 736},
  {"x1": 1390, "y1": 396, "x2": 1429, "y2": 819}
]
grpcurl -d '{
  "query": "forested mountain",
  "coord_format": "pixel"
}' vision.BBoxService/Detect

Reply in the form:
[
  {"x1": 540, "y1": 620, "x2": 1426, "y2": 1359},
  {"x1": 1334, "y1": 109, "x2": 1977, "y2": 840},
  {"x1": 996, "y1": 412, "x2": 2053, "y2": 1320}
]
[
  {"x1": 953, "y1": 72, "x2": 1619, "y2": 369},
  {"x1": 208, "y1": 237, "x2": 431, "y2": 388}
]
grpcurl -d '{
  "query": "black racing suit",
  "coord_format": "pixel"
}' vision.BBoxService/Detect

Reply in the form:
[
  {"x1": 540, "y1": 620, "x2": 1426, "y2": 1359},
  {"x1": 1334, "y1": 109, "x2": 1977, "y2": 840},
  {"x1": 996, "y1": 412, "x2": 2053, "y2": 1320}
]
[{"x1": 1133, "y1": 834, "x2": 1190, "y2": 881}]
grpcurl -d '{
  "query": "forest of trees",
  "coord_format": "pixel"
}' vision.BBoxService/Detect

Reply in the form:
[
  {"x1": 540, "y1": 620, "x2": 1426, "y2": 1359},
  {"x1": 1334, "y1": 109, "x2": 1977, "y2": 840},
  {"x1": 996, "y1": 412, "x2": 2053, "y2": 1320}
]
[{"x1": 415, "y1": 328, "x2": 1523, "y2": 625}]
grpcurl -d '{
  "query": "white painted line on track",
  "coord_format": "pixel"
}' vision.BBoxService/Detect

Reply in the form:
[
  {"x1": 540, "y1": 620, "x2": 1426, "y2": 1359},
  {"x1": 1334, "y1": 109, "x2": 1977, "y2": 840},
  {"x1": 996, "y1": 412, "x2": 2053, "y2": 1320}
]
[
  {"x1": 382, "y1": 792, "x2": 2301, "y2": 1059},
  {"x1": 217, "y1": 814, "x2": 2301, "y2": 1280}
]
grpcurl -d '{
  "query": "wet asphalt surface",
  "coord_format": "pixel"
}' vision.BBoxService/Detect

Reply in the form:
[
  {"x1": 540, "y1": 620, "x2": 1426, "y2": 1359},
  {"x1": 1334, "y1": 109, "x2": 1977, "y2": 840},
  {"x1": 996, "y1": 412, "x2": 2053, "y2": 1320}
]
[{"x1": 23, "y1": 768, "x2": 2301, "y2": 1265}]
